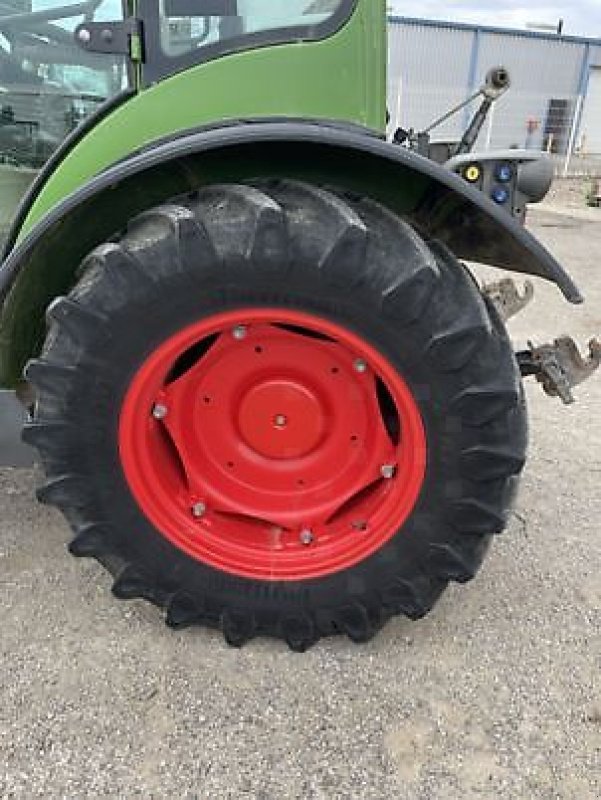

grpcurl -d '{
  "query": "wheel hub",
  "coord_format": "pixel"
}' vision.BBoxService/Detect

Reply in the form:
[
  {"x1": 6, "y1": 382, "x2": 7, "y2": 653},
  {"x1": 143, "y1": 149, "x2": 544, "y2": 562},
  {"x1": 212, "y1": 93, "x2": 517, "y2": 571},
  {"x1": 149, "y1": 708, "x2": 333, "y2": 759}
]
[
  {"x1": 237, "y1": 379, "x2": 325, "y2": 459},
  {"x1": 119, "y1": 309, "x2": 427, "y2": 581}
]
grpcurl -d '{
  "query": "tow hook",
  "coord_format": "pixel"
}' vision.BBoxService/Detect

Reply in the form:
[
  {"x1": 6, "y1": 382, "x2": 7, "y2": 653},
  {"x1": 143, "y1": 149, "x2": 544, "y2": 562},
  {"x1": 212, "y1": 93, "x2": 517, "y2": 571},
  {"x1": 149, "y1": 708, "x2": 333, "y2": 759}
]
[{"x1": 517, "y1": 336, "x2": 601, "y2": 404}]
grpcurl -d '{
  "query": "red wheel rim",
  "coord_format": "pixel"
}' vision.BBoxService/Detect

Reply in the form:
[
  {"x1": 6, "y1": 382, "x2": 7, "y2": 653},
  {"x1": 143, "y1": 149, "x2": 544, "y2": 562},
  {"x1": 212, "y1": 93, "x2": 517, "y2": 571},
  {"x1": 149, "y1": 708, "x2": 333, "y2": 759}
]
[{"x1": 118, "y1": 309, "x2": 427, "y2": 581}]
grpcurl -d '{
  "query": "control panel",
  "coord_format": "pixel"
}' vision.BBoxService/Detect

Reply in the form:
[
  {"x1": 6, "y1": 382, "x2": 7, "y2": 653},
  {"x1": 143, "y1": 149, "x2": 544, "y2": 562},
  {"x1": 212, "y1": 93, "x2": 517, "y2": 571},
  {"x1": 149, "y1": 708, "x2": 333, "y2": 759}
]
[{"x1": 446, "y1": 150, "x2": 554, "y2": 224}]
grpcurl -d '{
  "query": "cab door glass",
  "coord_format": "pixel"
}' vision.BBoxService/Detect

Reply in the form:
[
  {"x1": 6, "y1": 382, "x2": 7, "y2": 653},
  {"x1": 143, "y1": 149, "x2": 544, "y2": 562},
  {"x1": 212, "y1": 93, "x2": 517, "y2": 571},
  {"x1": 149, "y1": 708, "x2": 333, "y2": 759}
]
[
  {"x1": 0, "y1": 1, "x2": 128, "y2": 169},
  {"x1": 0, "y1": 1, "x2": 128, "y2": 245},
  {"x1": 159, "y1": 0, "x2": 348, "y2": 58}
]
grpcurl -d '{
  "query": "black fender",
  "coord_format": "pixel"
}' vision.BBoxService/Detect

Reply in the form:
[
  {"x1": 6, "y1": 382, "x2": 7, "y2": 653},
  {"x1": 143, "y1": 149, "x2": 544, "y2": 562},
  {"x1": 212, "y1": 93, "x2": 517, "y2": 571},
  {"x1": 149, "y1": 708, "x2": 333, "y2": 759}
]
[{"x1": 0, "y1": 119, "x2": 582, "y2": 387}]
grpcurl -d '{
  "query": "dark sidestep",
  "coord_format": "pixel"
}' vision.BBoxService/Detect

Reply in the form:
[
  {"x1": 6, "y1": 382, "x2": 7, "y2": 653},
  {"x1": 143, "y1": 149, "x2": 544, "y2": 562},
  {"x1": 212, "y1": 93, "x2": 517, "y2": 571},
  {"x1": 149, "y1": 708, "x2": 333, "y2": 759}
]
[{"x1": 0, "y1": 390, "x2": 35, "y2": 467}]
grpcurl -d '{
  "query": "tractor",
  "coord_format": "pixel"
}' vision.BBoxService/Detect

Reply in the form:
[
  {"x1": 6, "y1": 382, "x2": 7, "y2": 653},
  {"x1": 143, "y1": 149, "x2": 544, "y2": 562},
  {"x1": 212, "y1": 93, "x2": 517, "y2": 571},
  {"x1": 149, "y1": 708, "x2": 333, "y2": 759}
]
[{"x1": 0, "y1": 0, "x2": 598, "y2": 650}]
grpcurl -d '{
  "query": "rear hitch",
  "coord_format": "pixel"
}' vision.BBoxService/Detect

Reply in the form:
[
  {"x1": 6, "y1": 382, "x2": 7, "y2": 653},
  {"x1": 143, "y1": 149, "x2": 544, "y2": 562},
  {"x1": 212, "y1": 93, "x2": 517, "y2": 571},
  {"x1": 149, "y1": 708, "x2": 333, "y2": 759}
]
[{"x1": 517, "y1": 337, "x2": 601, "y2": 404}]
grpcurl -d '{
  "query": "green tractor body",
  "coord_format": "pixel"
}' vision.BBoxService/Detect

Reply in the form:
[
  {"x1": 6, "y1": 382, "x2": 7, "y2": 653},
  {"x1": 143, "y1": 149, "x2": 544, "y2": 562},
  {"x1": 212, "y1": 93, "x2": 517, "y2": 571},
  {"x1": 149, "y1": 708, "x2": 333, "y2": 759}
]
[{"x1": 0, "y1": 1, "x2": 597, "y2": 647}]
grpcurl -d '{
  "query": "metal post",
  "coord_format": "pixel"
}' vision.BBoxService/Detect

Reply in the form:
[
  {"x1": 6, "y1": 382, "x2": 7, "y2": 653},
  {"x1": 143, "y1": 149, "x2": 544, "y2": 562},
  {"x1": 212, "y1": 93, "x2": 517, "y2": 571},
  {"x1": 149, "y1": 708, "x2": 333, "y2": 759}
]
[
  {"x1": 464, "y1": 29, "x2": 481, "y2": 131},
  {"x1": 485, "y1": 102, "x2": 496, "y2": 150},
  {"x1": 563, "y1": 95, "x2": 583, "y2": 177},
  {"x1": 388, "y1": 24, "x2": 403, "y2": 136},
  {"x1": 564, "y1": 43, "x2": 592, "y2": 178},
  {"x1": 394, "y1": 75, "x2": 403, "y2": 134}
]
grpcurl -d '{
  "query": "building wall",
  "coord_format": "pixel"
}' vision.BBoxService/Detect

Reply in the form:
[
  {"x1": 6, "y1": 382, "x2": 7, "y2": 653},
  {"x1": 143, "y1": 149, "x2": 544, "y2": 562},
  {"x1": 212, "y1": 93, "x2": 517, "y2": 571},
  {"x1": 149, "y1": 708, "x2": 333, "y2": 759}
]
[
  {"x1": 580, "y1": 54, "x2": 601, "y2": 155},
  {"x1": 388, "y1": 17, "x2": 601, "y2": 157},
  {"x1": 388, "y1": 22, "x2": 475, "y2": 143}
]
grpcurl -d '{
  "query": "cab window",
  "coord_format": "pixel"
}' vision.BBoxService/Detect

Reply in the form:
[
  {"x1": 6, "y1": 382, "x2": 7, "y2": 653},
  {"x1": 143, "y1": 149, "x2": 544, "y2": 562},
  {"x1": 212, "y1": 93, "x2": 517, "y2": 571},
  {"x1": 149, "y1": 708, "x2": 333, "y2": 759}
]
[{"x1": 159, "y1": 0, "x2": 349, "y2": 57}]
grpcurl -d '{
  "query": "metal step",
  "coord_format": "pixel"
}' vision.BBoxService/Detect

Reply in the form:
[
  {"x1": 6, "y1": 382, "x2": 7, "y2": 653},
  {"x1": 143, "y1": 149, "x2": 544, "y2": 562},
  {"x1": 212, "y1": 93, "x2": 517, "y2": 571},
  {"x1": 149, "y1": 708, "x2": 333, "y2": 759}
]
[{"x1": 0, "y1": 390, "x2": 35, "y2": 467}]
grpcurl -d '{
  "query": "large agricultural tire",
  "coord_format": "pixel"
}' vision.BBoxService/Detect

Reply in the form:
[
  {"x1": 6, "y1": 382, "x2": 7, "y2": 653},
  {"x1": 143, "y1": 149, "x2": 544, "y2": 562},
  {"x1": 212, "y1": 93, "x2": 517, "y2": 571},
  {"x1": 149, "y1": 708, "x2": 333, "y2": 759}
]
[{"x1": 23, "y1": 180, "x2": 527, "y2": 650}]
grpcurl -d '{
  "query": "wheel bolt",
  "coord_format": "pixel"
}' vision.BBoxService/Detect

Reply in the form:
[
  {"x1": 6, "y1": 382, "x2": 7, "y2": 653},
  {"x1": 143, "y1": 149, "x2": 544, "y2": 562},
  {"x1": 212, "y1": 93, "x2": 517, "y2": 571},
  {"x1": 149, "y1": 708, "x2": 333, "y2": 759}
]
[
  {"x1": 354, "y1": 359, "x2": 368, "y2": 373},
  {"x1": 152, "y1": 403, "x2": 168, "y2": 420},
  {"x1": 191, "y1": 502, "x2": 207, "y2": 518},
  {"x1": 232, "y1": 325, "x2": 247, "y2": 340},
  {"x1": 380, "y1": 464, "x2": 396, "y2": 480},
  {"x1": 299, "y1": 528, "x2": 314, "y2": 546},
  {"x1": 274, "y1": 414, "x2": 288, "y2": 429},
  {"x1": 352, "y1": 520, "x2": 368, "y2": 531}
]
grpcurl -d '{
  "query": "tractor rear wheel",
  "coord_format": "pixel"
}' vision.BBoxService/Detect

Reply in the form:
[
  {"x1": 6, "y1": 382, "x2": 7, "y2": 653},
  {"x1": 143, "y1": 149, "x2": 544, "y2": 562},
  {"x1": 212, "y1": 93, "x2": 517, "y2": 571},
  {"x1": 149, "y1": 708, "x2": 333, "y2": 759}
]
[{"x1": 24, "y1": 181, "x2": 527, "y2": 650}]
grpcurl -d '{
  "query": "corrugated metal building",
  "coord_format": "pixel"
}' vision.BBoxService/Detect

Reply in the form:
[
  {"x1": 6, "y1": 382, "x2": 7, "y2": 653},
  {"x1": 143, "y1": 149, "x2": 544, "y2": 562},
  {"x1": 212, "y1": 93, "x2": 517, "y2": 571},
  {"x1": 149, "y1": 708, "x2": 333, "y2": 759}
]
[{"x1": 388, "y1": 16, "x2": 601, "y2": 158}]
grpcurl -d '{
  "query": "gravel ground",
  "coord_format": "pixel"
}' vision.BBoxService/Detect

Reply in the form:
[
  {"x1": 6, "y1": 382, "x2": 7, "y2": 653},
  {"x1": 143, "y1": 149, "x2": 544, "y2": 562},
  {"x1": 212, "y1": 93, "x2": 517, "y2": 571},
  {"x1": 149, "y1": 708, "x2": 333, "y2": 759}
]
[
  {"x1": 545, "y1": 177, "x2": 593, "y2": 210},
  {"x1": 0, "y1": 205, "x2": 599, "y2": 799}
]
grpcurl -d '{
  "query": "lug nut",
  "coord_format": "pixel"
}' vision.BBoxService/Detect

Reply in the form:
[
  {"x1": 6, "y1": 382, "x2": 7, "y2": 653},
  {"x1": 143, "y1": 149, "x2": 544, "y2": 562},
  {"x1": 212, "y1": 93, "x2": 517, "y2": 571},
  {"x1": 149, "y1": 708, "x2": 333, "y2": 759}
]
[
  {"x1": 299, "y1": 528, "x2": 314, "y2": 546},
  {"x1": 380, "y1": 464, "x2": 396, "y2": 480},
  {"x1": 352, "y1": 520, "x2": 368, "y2": 531},
  {"x1": 274, "y1": 414, "x2": 288, "y2": 429},
  {"x1": 152, "y1": 403, "x2": 168, "y2": 420},
  {"x1": 191, "y1": 502, "x2": 207, "y2": 518},
  {"x1": 232, "y1": 325, "x2": 247, "y2": 340},
  {"x1": 354, "y1": 359, "x2": 368, "y2": 373}
]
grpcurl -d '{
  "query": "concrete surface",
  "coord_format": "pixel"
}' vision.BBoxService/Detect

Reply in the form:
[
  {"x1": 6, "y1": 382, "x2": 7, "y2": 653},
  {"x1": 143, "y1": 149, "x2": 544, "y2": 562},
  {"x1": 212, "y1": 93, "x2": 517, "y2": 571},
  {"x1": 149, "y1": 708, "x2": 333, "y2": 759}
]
[{"x1": 0, "y1": 206, "x2": 599, "y2": 799}]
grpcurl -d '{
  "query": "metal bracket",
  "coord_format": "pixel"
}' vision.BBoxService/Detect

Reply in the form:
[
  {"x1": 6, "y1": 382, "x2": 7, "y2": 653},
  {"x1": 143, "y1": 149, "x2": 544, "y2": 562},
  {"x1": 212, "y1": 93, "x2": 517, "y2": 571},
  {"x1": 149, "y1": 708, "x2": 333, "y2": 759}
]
[
  {"x1": 517, "y1": 336, "x2": 601, "y2": 404},
  {"x1": 74, "y1": 18, "x2": 144, "y2": 60},
  {"x1": 483, "y1": 277, "x2": 534, "y2": 322}
]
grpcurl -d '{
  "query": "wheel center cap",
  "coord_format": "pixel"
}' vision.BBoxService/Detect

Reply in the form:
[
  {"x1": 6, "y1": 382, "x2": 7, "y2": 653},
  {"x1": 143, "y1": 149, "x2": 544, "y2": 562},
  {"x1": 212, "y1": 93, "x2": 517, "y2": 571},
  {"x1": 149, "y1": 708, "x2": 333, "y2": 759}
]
[{"x1": 237, "y1": 379, "x2": 325, "y2": 459}]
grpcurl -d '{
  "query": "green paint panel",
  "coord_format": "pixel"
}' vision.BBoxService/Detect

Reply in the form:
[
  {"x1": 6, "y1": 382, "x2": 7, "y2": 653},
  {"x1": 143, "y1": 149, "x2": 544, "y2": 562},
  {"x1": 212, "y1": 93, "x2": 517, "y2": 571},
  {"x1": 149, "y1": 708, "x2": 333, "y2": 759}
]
[{"x1": 18, "y1": 1, "x2": 386, "y2": 241}]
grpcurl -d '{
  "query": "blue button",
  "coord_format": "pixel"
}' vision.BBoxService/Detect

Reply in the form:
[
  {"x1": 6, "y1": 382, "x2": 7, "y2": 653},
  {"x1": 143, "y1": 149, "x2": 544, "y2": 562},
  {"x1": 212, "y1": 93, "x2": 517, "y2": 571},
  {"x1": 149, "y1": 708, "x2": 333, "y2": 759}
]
[
  {"x1": 492, "y1": 186, "x2": 510, "y2": 204},
  {"x1": 495, "y1": 163, "x2": 514, "y2": 182}
]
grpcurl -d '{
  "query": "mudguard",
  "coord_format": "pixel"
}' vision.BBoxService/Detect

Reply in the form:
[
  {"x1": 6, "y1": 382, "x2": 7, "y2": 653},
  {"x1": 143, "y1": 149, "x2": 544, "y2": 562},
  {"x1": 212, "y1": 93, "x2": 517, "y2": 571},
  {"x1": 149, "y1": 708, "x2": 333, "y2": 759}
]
[{"x1": 0, "y1": 120, "x2": 582, "y2": 387}]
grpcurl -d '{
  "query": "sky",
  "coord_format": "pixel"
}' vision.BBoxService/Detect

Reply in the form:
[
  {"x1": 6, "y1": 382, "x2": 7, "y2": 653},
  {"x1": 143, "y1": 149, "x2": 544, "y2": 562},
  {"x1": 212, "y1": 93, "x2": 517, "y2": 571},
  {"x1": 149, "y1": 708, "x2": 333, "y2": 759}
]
[
  {"x1": 390, "y1": 0, "x2": 601, "y2": 38},
  {"x1": 30, "y1": 0, "x2": 601, "y2": 39}
]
